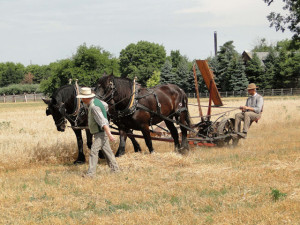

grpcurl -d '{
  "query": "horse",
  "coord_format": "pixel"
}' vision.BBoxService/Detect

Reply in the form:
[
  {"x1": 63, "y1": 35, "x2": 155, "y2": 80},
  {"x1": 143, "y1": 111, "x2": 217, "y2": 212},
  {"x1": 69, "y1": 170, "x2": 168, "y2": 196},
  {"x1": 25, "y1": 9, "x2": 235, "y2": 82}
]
[
  {"x1": 42, "y1": 84, "x2": 142, "y2": 163},
  {"x1": 94, "y1": 74, "x2": 191, "y2": 157},
  {"x1": 42, "y1": 84, "x2": 91, "y2": 164}
]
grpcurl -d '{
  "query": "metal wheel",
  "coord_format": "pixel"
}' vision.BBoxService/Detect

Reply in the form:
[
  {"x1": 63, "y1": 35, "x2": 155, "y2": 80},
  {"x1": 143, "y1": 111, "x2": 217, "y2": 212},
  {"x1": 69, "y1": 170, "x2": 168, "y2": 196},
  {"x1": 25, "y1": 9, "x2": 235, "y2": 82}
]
[{"x1": 216, "y1": 118, "x2": 239, "y2": 147}]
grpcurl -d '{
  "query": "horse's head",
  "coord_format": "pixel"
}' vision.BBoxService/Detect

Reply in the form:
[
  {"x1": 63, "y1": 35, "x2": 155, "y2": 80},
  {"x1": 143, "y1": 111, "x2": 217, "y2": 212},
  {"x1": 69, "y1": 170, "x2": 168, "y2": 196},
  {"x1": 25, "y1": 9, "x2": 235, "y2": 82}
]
[
  {"x1": 94, "y1": 75, "x2": 115, "y2": 102},
  {"x1": 42, "y1": 97, "x2": 67, "y2": 132}
]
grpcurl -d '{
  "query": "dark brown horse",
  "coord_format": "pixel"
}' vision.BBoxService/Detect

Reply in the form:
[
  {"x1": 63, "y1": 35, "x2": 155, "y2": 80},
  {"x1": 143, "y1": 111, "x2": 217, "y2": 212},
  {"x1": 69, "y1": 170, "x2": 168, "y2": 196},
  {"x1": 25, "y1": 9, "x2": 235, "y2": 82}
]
[{"x1": 94, "y1": 74, "x2": 191, "y2": 156}]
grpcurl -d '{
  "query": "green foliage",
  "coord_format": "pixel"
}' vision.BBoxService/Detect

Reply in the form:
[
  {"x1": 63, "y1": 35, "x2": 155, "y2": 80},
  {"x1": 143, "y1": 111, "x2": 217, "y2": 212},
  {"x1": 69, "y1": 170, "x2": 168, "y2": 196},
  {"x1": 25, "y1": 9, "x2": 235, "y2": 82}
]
[
  {"x1": 211, "y1": 41, "x2": 249, "y2": 91},
  {"x1": 160, "y1": 59, "x2": 176, "y2": 84},
  {"x1": 228, "y1": 56, "x2": 248, "y2": 92},
  {"x1": 40, "y1": 43, "x2": 120, "y2": 95},
  {"x1": 0, "y1": 62, "x2": 25, "y2": 87},
  {"x1": 252, "y1": 38, "x2": 274, "y2": 52},
  {"x1": 25, "y1": 64, "x2": 52, "y2": 83},
  {"x1": 264, "y1": 0, "x2": 300, "y2": 41},
  {"x1": 270, "y1": 188, "x2": 287, "y2": 202},
  {"x1": 119, "y1": 41, "x2": 166, "y2": 86},
  {"x1": 245, "y1": 53, "x2": 264, "y2": 87},
  {"x1": 0, "y1": 84, "x2": 40, "y2": 95},
  {"x1": 146, "y1": 71, "x2": 160, "y2": 88}
]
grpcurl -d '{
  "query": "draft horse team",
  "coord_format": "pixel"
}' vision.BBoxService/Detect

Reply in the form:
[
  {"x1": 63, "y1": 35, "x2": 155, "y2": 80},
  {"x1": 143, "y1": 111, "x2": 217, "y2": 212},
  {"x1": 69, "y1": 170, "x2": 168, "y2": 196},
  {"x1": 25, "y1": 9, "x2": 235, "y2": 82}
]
[{"x1": 43, "y1": 74, "x2": 191, "y2": 164}]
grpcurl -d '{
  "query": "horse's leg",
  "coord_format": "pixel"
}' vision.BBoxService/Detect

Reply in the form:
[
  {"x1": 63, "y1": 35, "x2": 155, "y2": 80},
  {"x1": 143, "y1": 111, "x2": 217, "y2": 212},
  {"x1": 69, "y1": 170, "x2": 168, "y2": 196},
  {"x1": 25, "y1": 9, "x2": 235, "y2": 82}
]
[
  {"x1": 127, "y1": 130, "x2": 141, "y2": 152},
  {"x1": 140, "y1": 124, "x2": 154, "y2": 154},
  {"x1": 179, "y1": 111, "x2": 189, "y2": 151},
  {"x1": 164, "y1": 120, "x2": 180, "y2": 152},
  {"x1": 73, "y1": 129, "x2": 85, "y2": 164},
  {"x1": 115, "y1": 129, "x2": 128, "y2": 157}
]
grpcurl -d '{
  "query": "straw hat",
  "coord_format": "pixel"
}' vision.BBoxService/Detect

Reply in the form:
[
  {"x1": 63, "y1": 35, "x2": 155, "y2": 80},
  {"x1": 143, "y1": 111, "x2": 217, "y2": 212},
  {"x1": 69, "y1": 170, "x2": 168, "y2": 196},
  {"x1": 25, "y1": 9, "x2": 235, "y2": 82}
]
[
  {"x1": 247, "y1": 83, "x2": 258, "y2": 90},
  {"x1": 76, "y1": 87, "x2": 95, "y2": 98}
]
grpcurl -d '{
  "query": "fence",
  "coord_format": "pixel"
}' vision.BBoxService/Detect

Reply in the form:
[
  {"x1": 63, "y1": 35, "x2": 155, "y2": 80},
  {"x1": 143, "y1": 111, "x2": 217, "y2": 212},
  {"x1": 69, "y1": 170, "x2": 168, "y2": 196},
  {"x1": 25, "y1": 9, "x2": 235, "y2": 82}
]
[
  {"x1": 187, "y1": 88, "x2": 300, "y2": 98},
  {"x1": 0, "y1": 93, "x2": 45, "y2": 103},
  {"x1": 1, "y1": 88, "x2": 300, "y2": 103}
]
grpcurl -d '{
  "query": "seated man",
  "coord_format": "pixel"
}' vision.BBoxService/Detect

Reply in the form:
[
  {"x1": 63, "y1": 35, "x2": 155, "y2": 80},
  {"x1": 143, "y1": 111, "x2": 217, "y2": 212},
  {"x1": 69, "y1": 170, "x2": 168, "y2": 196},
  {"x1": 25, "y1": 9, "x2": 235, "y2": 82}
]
[{"x1": 235, "y1": 83, "x2": 264, "y2": 138}]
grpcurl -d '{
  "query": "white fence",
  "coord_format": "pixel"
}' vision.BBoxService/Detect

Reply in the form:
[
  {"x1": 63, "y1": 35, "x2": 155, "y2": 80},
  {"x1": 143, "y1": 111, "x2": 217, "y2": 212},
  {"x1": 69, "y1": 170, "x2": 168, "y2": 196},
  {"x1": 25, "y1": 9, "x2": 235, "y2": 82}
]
[
  {"x1": 0, "y1": 93, "x2": 45, "y2": 103},
  {"x1": 187, "y1": 88, "x2": 300, "y2": 98}
]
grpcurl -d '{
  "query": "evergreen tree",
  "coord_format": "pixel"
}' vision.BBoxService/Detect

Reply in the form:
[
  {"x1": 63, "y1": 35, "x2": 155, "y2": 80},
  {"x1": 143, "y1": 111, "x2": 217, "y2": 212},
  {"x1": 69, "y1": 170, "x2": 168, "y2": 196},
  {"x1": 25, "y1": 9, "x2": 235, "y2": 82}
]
[
  {"x1": 228, "y1": 56, "x2": 249, "y2": 92},
  {"x1": 176, "y1": 58, "x2": 190, "y2": 92},
  {"x1": 160, "y1": 59, "x2": 175, "y2": 84},
  {"x1": 262, "y1": 49, "x2": 278, "y2": 89},
  {"x1": 213, "y1": 41, "x2": 248, "y2": 91},
  {"x1": 245, "y1": 53, "x2": 264, "y2": 87}
]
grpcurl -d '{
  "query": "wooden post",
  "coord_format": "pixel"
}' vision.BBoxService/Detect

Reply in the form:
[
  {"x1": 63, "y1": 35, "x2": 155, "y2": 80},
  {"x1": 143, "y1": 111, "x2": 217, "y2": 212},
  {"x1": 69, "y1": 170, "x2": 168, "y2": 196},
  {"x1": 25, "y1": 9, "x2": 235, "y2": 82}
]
[
  {"x1": 291, "y1": 88, "x2": 293, "y2": 95},
  {"x1": 192, "y1": 63, "x2": 204, "y2": 120},
  {"x1": 272, "y1": 89, "x2": 274, "y2": 96},
  {"x1": 281, "y1": 88, "x2": 283, "y2": 96},
  {"x1": 13, "y1": 93, "x2": 16, "y2": 103},
  {"x1": 3, "y1": 94, "x2": 6, "y2": 103},
  {"x1": 24, "y1": 93, "x2": 27, "y2": 103},
  {"x1": 34, "y1": 92, "x2": 36, "y2": 101}
]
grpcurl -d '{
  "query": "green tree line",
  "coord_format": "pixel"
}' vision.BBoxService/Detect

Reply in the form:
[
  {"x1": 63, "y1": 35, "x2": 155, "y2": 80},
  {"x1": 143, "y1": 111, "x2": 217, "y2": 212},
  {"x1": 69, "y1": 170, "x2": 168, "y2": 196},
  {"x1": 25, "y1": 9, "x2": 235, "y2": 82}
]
[{"x1": 0, "y1": 39, "x2": 299, "y2": 95}]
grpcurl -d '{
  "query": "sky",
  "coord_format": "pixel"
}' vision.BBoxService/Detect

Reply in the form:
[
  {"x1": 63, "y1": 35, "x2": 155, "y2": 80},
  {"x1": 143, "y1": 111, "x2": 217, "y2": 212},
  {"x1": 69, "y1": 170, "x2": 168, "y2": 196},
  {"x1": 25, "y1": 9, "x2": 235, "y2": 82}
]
[{"x1": 0, "y1": 0, "x2": 293, "y2": 66}]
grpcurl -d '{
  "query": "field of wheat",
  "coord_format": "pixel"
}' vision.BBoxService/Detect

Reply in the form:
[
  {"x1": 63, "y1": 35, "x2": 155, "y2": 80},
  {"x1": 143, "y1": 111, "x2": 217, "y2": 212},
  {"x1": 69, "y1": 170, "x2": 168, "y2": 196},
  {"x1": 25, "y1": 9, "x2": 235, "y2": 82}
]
[{"x1": 0, "y1": 96, "x2": 299, "y2": 224}]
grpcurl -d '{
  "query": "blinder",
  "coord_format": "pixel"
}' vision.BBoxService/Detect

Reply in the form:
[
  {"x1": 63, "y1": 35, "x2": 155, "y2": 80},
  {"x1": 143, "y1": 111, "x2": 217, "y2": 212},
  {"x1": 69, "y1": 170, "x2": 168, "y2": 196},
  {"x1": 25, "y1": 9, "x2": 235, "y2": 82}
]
[{"x1": 46, "y1": 108, "x2": 51, "y2": 116}]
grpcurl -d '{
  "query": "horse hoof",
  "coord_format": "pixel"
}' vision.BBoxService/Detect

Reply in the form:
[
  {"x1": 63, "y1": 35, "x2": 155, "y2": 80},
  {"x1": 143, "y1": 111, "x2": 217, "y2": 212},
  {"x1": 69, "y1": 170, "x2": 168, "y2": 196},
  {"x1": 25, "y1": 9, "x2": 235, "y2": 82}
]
[
  {"x1": 115, "y1": 152, "x2": 125, "y2": 157},
  {"x1": 178, "y1": 147, "x2": 189, "y2": 155},
  {"x1": 74, "y1": 160, "x2": 85, "y2": 165}
]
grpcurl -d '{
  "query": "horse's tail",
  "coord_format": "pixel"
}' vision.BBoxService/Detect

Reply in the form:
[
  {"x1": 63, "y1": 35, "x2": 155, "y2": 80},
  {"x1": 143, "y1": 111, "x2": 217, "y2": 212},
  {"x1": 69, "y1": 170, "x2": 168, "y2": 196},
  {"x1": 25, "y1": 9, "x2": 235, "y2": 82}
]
[{"x1": 181, "y1": 90, "x2": 191, "y2": 128}]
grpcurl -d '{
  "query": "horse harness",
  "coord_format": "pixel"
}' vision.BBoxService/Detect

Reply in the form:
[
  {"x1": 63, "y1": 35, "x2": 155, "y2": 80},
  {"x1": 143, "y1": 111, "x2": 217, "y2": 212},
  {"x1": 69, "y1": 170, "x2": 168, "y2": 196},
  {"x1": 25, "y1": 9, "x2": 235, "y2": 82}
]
[{"x1": 98, "y1": 78, "x2": 192, "y2": 132}]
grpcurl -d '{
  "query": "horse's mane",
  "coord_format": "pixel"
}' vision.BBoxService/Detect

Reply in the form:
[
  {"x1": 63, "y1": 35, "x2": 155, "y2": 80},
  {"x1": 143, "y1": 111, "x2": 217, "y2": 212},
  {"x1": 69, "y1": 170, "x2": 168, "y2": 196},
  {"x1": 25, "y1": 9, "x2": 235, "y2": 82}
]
[
  {"x1": 98, "y1": 75, "x2": 133, "y2": 100},
  {"x1": 113, "y1": 76, "x2": 133, "y2": 99},
  {"x1": 51, "y1": 85, "x2": 76, "y2": 106}
]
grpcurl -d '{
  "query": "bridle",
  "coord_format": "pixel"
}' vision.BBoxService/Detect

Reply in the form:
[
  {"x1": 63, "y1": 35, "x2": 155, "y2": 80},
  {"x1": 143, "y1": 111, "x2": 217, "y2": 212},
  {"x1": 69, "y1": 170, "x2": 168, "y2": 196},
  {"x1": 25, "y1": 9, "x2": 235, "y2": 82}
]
[{"x1": 96, "y1": 78, "x2": 116, "y2": 104}]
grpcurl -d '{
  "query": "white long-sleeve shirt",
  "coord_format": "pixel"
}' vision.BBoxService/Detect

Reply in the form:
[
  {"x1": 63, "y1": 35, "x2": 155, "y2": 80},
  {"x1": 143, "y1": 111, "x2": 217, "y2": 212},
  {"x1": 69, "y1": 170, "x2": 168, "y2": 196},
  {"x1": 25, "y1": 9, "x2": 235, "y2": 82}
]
[{"x1": 246, "y1": 93, "x2": 264, "y2": 114}]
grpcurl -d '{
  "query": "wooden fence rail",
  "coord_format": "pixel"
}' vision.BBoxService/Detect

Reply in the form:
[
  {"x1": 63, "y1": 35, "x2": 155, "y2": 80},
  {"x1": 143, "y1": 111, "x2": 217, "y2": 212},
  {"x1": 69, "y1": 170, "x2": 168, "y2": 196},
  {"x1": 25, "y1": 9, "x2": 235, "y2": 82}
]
[
  {"x1": 187, "y1": 88, "x2": 300, "y2": 98},
  {"x1": 0, "y1": 93, "x2": 45, "y2": 103},
  {"x1": 1, "y1": 88, "x2": 300, "y2": 103}
]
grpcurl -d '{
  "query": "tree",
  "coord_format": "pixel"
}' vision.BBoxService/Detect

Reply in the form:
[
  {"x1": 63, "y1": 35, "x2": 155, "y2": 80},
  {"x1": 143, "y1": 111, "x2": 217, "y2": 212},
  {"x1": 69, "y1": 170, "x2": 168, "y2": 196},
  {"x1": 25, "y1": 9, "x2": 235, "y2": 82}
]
[
  {"x1": 146, "y1": 71, "x2": 160, "y2": 87},
  {"x1": 263, "y1": 0, "x2": 300, "y2": 42},
  {"x1": 176, "y1": 58, "x2": 190, "y2": 92},
  {"x1": 160, "y1": 59, "x2": 174, "y2": 84},
  {"x1": 119, "y1": 41, "x2": 166, "y2": 86},
  {"x1": 262, "y1": 48, "x2": 278, "y2": 88},
  {"x1": 245, "y1": 53, "x2": 265, "y2": 87},
  {"x1": 252, "y1": 38, "x2": 275, "y2": 52},
  {"x1": 228, "y1": 56, "x2": 249, "y2": 92},
  {"x1": 40, "y1": 44, "x2": 119, "y2": 94},
  {"x1": 0, "y1": 62, "x2": 25, "y2": 87},
  {"x1": 22, "y1": 72, "x2": 34, "y2": 84},
  {"x1": 25, "y1": 64, "x2": 52, "y2": 83}
]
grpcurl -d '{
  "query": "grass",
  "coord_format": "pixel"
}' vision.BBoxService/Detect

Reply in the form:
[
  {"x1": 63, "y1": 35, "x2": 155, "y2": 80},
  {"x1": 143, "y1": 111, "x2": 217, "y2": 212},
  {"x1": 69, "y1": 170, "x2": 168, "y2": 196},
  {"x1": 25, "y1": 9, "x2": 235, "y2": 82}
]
[{"x1": 0, "y1": 96, "x2": 300, "y2": 224}]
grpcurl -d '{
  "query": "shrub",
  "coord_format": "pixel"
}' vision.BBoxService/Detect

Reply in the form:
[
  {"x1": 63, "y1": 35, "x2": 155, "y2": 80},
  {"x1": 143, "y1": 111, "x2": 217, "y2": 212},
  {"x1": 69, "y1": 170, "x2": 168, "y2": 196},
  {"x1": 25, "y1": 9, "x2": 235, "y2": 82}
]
[{"x1": 0, "y1": 84, "x2": 41, "y2": 95}]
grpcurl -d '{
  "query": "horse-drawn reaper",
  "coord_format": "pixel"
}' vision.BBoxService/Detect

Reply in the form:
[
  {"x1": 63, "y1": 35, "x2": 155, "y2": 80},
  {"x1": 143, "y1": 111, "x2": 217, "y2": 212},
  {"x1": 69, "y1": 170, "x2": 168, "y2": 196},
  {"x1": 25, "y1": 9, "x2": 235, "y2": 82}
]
[{"x1": 43, "y1": 60, "x2": 240, "y2": 161}]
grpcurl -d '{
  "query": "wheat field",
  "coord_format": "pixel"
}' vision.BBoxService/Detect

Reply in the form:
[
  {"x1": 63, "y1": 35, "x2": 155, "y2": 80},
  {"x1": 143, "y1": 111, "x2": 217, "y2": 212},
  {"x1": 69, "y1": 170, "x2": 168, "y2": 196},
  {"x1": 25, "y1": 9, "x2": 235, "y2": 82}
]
[{"x1": 0, "y1": 97, "x2": 299, "y2": 224}]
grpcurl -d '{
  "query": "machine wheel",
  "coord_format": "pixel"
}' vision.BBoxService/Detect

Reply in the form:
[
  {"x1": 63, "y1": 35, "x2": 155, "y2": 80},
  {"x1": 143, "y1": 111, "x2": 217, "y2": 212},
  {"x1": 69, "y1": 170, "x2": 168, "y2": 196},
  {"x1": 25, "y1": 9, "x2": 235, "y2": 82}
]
[{"x1": 216, "y1": 118, "x2": 239, "y2": 147}]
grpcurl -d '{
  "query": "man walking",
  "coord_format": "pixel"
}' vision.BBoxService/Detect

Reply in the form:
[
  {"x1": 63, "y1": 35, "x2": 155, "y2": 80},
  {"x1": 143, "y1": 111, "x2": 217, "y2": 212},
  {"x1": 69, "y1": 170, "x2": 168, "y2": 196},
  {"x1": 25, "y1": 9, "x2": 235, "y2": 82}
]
[
  {"x1": 235, "y1": 83, "x2": 264, "y2": 138},
  {"x1": 77, "y1": 87, "x2": 119, "y2": 177}
]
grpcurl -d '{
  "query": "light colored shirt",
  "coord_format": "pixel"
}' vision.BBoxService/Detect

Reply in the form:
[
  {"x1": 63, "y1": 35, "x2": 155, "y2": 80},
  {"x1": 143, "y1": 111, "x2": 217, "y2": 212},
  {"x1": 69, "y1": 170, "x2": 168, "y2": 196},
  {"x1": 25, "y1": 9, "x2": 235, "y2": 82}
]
[
  {"x1": 91, "y1": 100, "x2": 109, "y2": 129},
  {"x1": 246, "y1": 93, "x2": 264, "y2": 114}
]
